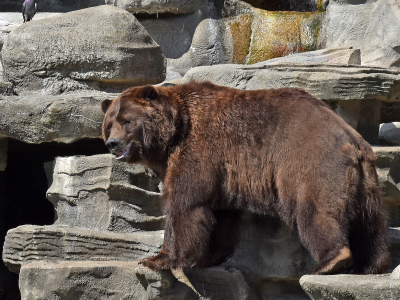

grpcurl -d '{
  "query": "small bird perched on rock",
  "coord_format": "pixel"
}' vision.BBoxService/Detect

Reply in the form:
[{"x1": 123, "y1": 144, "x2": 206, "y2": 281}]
[{"x1": 22, "y1": 0, "x2": 37, "y2": 23}]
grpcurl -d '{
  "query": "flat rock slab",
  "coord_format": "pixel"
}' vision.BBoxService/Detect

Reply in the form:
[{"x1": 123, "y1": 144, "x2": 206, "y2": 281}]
[
  {"x1": 2, "y1": 225, "x2": 163, "y2": 273},
  {"x1": 2, "y1": 6, "x2": 166, "y2": 95},
  {"x1": 300, "y1": 274, "x2": 400, "y2": 300},
  {"x1": 19, "y1": 261, "x2": 196, "y2": 300},
  {"x1": 182, "y1": 63, "x2": 400, "y2": 102},
  {"x1": 0, "y1": 91, "x2": 116, "y2": 143},
  {"x1": 257, "y1": 47, "x2": 361, "y2": 66}
]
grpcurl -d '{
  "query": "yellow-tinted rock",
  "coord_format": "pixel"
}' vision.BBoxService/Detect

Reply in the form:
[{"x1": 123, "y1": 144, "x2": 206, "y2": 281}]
[
  {"x1": 227, "y1": 14, "x2": 253, "y2": 64},
  {"x1": 247, "y1": 9, "x2": 324, "y2": 64}
]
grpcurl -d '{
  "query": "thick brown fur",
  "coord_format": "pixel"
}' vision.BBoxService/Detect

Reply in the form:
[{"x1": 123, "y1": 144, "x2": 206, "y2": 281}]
[{"x1": 101, "y1": 81, "x2": 391, "y2": 274}]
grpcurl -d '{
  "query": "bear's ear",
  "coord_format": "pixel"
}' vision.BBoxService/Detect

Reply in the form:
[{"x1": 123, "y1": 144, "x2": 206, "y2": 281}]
[
  {"x1": 101, "y1": 99, "x2": 112, "y2": 114},
  {"x1": 140, "y1": 86, "x2": 159, "y2": 102}
]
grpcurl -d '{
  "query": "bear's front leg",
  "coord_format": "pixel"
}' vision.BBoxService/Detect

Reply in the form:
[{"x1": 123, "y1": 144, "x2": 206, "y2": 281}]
[{"x1": 140, "y1": 204, "x2": 216, "y2": 270}]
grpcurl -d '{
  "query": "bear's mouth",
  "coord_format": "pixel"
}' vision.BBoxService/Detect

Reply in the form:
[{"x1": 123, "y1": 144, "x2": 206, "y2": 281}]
[{"x1": 115, "y1": 143, "x2": 133, "y2": 161}]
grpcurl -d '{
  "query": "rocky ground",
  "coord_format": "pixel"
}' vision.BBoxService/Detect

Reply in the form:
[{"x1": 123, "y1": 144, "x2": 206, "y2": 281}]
[{"x1": 2, "y1": 0, "x2": 400, "y2": 299}]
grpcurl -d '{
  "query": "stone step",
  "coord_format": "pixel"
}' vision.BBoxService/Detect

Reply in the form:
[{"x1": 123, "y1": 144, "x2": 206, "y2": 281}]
[
  {"x1": 18, "y1": 261, "x2": 269, "y2": 300},
  {"x1": 300, "y1": 272, "x2": 400, "y2": 300},
  {"x1": 18, "y1": 260, "x2": 197, "y2": 300},
  {"x1": 2, "y1": 225, "x2": 163, "y2": 273}
]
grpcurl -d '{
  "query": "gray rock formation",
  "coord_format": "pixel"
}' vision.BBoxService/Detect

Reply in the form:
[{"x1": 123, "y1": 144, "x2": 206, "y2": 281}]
[
  {"x1": 0, "y1": 13, "x2": 61, "y2": 51},
  {"x1": 374, "y1": 146, "x2": 400, "y2": 227},
  {"x1": 182, "y1": 63, "x2": 400, "y2": 102},
  {"x1": 46, "y1": 154, "x2": 164, "y2": 232},
  {"x1": 104, "y1": 0, "x2": 205, "y2": 14},
  {"x1": 300, "y1": 273, "x2": 400, "y2": 300},
  {"x1": 0, "y1": 91, "x2": 116, "y2": 143},
  {"x1": 256, "y1": 47, "x2": 361, "y2": 65},
  {"x1": 168, "y1": 18, "x2": 232, "y2": 75},
  {"x1": 321, "y1": 0, "x2": 400, "y2": 69},
  {"x1": 3, "y1": 225, "x2": 164, "y2": 274},
  {"x1": 19, "y1": 261, "x2": 197, "y2": 300},
  {"x1": 379, "y1": 123, "x2": 400, "y2": 146},
  {"x1": 2, "y1": 6, "x2": 166, "y2": 95}
]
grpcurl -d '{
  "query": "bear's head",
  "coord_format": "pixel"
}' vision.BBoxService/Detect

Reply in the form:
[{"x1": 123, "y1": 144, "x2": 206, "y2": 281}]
[{"x1": 101, "y1": 85, "x2": 188, "y2": 166}]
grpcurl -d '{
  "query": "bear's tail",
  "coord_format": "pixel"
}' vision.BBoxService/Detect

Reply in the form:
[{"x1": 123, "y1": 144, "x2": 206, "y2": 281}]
[{"x1": 349, "y1": 150, "x2": 391, "y2": 274}]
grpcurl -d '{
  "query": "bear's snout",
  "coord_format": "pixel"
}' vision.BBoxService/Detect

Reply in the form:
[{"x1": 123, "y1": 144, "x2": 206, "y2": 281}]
[{"x1": 106, "y1": 138, "x2": 120, "y2": 152}]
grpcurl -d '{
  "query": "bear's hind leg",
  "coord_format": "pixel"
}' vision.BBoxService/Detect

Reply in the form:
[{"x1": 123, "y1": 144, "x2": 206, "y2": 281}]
[{"x1": 297, "y1": 207, "x2": 353, "y2": 275}]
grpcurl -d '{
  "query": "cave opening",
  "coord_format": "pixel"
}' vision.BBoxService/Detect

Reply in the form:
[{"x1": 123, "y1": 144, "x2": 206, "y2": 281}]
[{"x1": 0, "y1": 138, "x2": 109, "y2": 300}]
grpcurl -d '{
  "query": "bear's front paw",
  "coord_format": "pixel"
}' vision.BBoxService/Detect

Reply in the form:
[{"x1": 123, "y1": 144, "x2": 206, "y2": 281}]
[{"x1": 139, "y1": 251, "x2": 173, "y2": 270}]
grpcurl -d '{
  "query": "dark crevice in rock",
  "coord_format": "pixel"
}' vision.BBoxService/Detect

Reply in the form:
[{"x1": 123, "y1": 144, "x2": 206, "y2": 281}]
[{"x1": 0, "y1": 138, "x2": 109, "y2": 300}]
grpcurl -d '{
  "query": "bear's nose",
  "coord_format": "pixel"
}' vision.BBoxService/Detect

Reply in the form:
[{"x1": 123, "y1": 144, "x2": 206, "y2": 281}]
[{"x1": 106, "y1": 138, "x2": 120, "y2": 151}]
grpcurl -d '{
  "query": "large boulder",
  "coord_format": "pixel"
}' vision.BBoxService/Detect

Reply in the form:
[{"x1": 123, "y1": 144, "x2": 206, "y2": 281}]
[
  {"x1": 2, "y1": 6, "x2": 166, "y2": 95},
  {"x1": 322, "y1": 0, "x2": 400, "y2": 69},
  {"x1": 0, "y1": 91, "x2": 116, "y2": 144}
]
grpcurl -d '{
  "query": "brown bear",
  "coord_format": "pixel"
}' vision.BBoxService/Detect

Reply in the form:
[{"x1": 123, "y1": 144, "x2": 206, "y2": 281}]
[{"x1": 101, "y1": 81, "x2": 391, "y2": 274}]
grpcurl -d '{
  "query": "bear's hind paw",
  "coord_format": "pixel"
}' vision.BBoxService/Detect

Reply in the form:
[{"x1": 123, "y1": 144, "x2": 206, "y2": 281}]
[{"x1": 139, "y1": 252, "x2": 173, "y2": 271}]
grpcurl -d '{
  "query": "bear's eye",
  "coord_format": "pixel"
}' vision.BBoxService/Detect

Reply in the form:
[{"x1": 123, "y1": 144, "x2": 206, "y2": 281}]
[
  {"x1": 124, "y1": 120, "x2": 131, "y2": 125},
  {"x1": 106, "y1": 125, "x2": 111, "y2": 131}
]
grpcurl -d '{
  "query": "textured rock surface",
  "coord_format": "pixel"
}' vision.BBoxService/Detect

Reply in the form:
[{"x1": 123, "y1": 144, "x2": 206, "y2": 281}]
[
  {"x1": 2, "y1": 6, "x2": 166, "y2": 95},
  {"x1": 322, "y1": 0, "x2": 400, "y2": 69},
  {"x1": 300, "y1": 274, "x2": 400, "y2": 300},
  {"x1": 168, "y1": 18, "x2": 232, "y2": 75},
  {"x1": 374, "y1": 147, "x2": 400, "y2": 226},
  {"x1": 0, "y1": 13, "x2": 61, "y2": 50},
  {"x1": 257, "y1": 47, "x2": 361, "y2": 65},
  {"x1": 105, "y1": 0, "x2": 205, "y2": 14},
  {"x1": 333, "y1": 99, "x2": 382, "y2": 144},
  {"x1": 3, "y1": 225, "x2": 164, "y2": 274},
  {"x1": 379, "y1": 123, "x2": 400, "y2": 146},
  {"x1": 182, "y1": 63, "x2": 400, "y2": 102},
  {"x1": 0, "y1": 91, "x2": 116, "y2": 143},
  {"x1": 46, "y1": 154, "x2": 164, "y2": 232},
  {"x1": 19, "y1": 261, "x2": 196, "y2": 300},
  {"x1": 0, "y1": 0, "x2": 105, "y2": 12}
]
